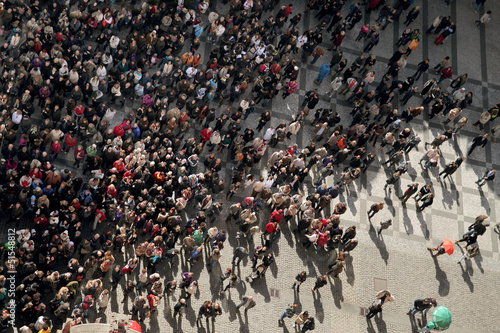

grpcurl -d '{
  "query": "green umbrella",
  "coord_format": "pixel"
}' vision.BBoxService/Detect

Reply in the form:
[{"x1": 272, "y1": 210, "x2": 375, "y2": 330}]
[{"x1": 432, "y1": 306, "x2": 452, "y2": 330}]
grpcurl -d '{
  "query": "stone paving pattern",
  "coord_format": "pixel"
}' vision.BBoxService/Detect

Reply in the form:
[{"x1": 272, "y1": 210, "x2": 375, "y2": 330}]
[{"x1": 9, "y1": 0, "x2": 500, "y2": 332}]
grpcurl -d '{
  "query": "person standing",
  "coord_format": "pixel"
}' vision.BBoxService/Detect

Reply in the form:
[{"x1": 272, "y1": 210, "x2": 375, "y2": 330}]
[
  {"x1": 426, "y1": 16, "x2": 443, "y2": 34},
  {"x1": 292, "y1": 271, "x2": 307, "y2": 293},
  {"x1": 413, "y1": 59, "x2": 429, "y2": 81},
  {"x1": 314, "y1": 63, "x2": 331, "y2": 84},
  {"x1": 209, "y1": 303, "x2": 223, "y2": 322},
  {"x1": 173, "y1": 298, "x2": 188, "y2": 318},
  {"x1": 434, "y1": 22, "x2": 455, "y2": 45},
  {"x1": 196, "y1": 301, "x2": 212, "y2": 326},
  {"x1": 467, "y1": 134, "x2": 489, "y2": 156},
  {"x1": 311, "y1": 275, "x2": 327, "y2": 293},
  {"x1": 378, "y1": 219, "x2": 393, "y2": 236},
  {"x1": 404, "y1": 6, "x2": 420, "y2": 26},
  {"x1": 476, "y1": 169, "x2": 495, "y2": 186},
  {"x1": 235, "y1": 295, "x2": 256, "y2": 313},
  {"x1": 384, "y1": 171, "x2": 401, "y2": 193},
  {"x1": 437, "y1": 66, "x2": 453, "y2": 85}
]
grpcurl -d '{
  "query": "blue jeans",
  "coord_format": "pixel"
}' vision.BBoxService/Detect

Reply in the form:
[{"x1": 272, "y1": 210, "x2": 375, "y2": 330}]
[{"x1": 279, "y1": 310, "x2": 288, "y2": 321}]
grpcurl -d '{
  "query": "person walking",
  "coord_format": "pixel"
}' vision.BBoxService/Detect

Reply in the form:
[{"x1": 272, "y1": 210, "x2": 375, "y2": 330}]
[
  {"x1": 221, "y1": 274, "x2": 239, "y2": 294},
  {"x1": 173, "y1": 298, "x2": 188, "y2": 318},
  {"x1": 384, "y1": 171, "x2": 401, "y2": 193},
  {"x1": 467, "y1": 134, "x2": 489, "y2": 156},
  {"x1": 471, "y1": 0, "x2": 487, "y2": 13},
  {"x1": 367, "y1": 202, "x2": 384, "y2": 219},
  {"x1": 399, "y1": 183, "x2": 419, "y2": 203},
  {"x1": 469, "y1": 214, "x2": 489, "y2": 231},
  {"x1": 476, "y1": 169, "x2": 495, "y2": 186},
  {"x1": 407, "y1": 298, "x2": 437, "y2": 317},
  {"x1": 455, "y1": 231, "x2": 478, "y2": 247},
  {"x1": 232, "y1": 247, "x2": 248, "y2": 265},
  {"x1": 327, "y1": 252, "x2": 345, "y2": 278},
  {"x1": 235, "y1": 295, "x2": 256, "y2": 313},
  {"x1": 428, "y1": 242, "x2": 448, "y2": 257},
  {"x1": 378, "y1": 219, "x2": 393, "y2": 236},
  {"x1": 416, "y1": 193, "x2": 434, "y2": 212},
  {"x1": 292, "y1": 271, "x2": 307, "y2": 293},
  {"x1": 433, "y1": 56, "x2": 450, "y2": 73},
  {"x1": 438, "y1": 157, "x2": 465, "y2": 179},
  {"x1": 414, "y1": 184, "x2": 433, "y2": 203},
  {"x1": 366, "y1": 290, "x2": 395, "y2": 319},
  {"x1": 278, "y1": 304, "x2": 298, "y2": 324},
  {"x1": 457, "y1": 242, "x2": 479, "y2": 263},
  {"x1": 475, "y1": 10, "x2": 492, "y2": 27},
  {"x1": 311, "y1": 275, "x2": 328, "y2": 293}
]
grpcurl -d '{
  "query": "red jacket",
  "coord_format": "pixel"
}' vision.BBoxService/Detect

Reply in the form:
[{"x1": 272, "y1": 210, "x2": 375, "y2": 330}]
[
  {"x1": 64, "y1": 134, "x2": 76, "y2": 147},
  {"x1": 316, "y1": 232, "x2": 328, "y2": 247},
  {"x1": 270, "y1": 211, "x2": 282, "y2": 223},
  {"x1": 440, "y1": 66, "x2": 453, "y2": 79},
  {"x1": 73, "y1": 147, "x2": 85, "y2": 160},
  {"x1": 265, "y1": 222, "x2": 277, "y2": 234},
  {"x1": 201, "y1": 128, "x2": 212, "y2": 142}
]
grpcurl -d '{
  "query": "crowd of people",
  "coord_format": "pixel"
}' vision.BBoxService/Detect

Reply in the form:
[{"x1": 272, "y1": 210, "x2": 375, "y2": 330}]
[{"x1": 0, "y1": 0, "x2": 495, "y2": 332}]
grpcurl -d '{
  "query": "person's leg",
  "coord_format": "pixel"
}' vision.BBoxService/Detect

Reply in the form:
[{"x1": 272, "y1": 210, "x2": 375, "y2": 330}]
[{"x1": 279, "y1": 310, "x2": 287, "y2": 321}]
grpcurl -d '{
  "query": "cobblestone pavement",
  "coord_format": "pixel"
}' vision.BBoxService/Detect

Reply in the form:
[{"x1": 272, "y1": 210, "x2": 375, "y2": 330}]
[{"x1": 9, "y1": 0, "x2": 500, "y2": 332}]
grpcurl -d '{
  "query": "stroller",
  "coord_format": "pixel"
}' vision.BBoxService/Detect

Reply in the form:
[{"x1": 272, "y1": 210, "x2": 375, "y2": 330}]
[{"x1": 245, "y1": 263, "x2": 268, "y2": 283}]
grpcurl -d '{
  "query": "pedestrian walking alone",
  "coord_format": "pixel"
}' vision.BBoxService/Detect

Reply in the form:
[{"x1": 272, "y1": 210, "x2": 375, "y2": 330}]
[
  {"x1": 378, "y1": 219, "x2": 393, "y2": 236},
  {"x1": 476, "y1": 169, "x2": 495, "y2": 186},
  {"x1": 366, "y1": 290, "x2": 395, "y2": 319},
  {"x1": 311, "y1": 275, "x2": 327, "y2": 293}
]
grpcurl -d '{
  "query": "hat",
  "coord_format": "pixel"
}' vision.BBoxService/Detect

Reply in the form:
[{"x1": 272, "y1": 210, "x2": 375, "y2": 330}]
[{"x1": 278, "y1": 209, "x2": 283, "y2": 213}]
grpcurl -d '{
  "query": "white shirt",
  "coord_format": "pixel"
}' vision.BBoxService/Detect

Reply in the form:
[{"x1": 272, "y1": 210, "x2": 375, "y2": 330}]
[
  {"x1": 12, "y1": 112, "x2": 22, "y2": 124},
  {"x1": 186, "y1": 67, "x2": 197, "y2": 78}
]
